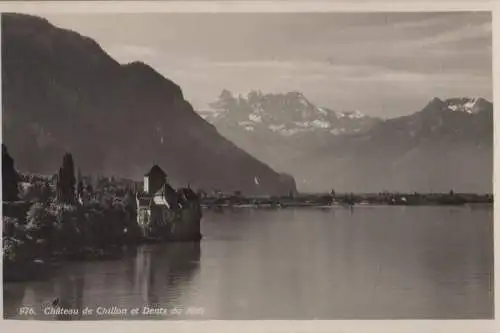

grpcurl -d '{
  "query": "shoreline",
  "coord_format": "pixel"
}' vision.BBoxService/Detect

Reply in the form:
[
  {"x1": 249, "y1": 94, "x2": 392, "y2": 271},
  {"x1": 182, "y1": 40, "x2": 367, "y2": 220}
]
[
  {"x1": 201, "y1": 202, "x2": 493, "y2": 209},
  {"x1": 200, "y1": 192, "x2": 492, "y2": 208},
  {"x1": 3, "y1": 191, "x2": 492, "y2": 284}
]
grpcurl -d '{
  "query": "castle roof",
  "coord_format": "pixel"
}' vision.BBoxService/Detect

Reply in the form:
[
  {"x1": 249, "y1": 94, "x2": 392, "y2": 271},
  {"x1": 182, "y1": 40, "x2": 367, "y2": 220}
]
[
  {"x1": 144, "y1": 164, "x2": 167, "y2": 177},
  {"x1": 156, "y1": 182, "x2": 179, "y2": 202}
]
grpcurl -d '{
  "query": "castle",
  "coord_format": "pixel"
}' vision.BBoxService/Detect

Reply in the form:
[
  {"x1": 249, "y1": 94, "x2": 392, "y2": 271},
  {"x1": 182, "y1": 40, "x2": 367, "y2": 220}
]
[{"x1": 135, "y1": 165, "x2": 201, "y2": 241}]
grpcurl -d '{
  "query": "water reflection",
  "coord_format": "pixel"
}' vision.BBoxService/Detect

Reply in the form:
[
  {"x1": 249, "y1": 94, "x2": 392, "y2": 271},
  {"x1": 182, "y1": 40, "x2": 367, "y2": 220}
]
[
  {"x1": 3, "y1": 207, "x2": 493, "y2": 320},
  {"x1": 3, "y1": 242, "x2": 201, "y2": 320},
  {"x1": 2, "y1": 284, "x2": 26, "y2": 318},
  {"x1": 196, "y1": 207, "x2": 493, "y2": 319},
  {"x1": 129, "y1": 243, "x2": 201, "y2": 311},
  {"x1": 417, "y1": 208, "x2": 494, "y2": 318}
]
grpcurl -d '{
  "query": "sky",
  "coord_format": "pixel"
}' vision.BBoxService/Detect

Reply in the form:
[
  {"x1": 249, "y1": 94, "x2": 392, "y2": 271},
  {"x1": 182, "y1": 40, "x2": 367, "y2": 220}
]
[{"x1": 41, "y1": 12, "x2": 492, "y2": 118}]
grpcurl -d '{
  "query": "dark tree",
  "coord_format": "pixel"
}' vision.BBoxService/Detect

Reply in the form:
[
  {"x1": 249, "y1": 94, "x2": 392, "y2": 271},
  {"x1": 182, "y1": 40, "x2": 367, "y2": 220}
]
[
  {"x1": 86, "y1": 183, "x2": 94, "y2": 196},
  {"x1": 56, "y1": 167, "x2": 63, "y2": 202},
  {"x1": 2, "y1": 144, "x2": 19, "y2": 202},
  {"x1": 56, "y1": 153, "x2": 76, "y2": 204},
  {"x1": 76, "y1": 168, "x2": 84, "y2": 203}
]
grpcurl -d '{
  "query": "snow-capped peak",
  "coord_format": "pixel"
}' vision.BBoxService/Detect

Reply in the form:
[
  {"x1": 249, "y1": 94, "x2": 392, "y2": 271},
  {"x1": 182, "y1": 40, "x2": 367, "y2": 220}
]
[
  {"x1": 317, "y1": 107, "x2": 329, "y2": 115},
  {"x1": 202, "y1": 89, "x2": 377, "y2": 138},
  {"x1": 347, "y1": 110, "x2": 365, "y2": 119},
  {"x1": 445, "y1": 97, "x2": 483, "y2": 114},
  {"x1": 335, "y1": 110, "x2": 366, "y2": 119}
]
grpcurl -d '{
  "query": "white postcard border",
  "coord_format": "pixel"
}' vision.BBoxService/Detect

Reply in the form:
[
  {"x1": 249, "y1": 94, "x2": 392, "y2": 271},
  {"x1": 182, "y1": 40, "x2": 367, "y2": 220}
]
[{"x1": 0, "y1": 1, "x2": 497, "y2": 332}]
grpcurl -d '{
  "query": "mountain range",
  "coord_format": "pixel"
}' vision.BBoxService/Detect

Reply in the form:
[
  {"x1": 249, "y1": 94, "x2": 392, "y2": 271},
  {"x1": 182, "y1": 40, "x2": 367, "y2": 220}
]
[
  {"x1": 2, "y1": 13, "x2": 492, "y2": 195},
  {"x1": 1, "y1": 13, "x2": 297, "y2": 195},
  {"x1": 200, "y1": 91, "x2": 493, "y2": 193},
  {"x1": 199, "y1": 90, "x2": 380, "y2": 138}
]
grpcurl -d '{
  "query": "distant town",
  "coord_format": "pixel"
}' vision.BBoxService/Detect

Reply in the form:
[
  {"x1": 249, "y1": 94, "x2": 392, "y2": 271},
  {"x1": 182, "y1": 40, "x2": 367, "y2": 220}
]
[{"x1": 199, "y1": 190, "x2": 493, "y2": 209}]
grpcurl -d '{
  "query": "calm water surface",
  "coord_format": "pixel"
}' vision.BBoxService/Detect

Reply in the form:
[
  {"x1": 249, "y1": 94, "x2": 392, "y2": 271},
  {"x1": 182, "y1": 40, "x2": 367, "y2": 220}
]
[{"x1": 3, "y1": 206, "x2": 494, "y2": 320}]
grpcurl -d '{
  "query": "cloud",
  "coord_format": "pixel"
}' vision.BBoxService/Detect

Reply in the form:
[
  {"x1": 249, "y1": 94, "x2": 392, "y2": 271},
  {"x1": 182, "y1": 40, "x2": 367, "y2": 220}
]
[
  {"x1": 411, "y1": 21, "x2": 492, "y2": 47},
  {"x1": 40, "y1": 12, "x2": 492, "y2": 117}
]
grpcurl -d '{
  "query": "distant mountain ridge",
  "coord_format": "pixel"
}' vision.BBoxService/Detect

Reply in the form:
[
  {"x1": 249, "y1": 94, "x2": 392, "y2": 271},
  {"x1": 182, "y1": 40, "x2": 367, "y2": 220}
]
[
  {"x1": 200, "y1": 90, "x2": 381, "y2": 137},
  {"x1": 2, "y1": 13, "x2": 297, "y2": 195},
  {"x1": 198, "y1": 91, "x2": 493, "y2": 193}
]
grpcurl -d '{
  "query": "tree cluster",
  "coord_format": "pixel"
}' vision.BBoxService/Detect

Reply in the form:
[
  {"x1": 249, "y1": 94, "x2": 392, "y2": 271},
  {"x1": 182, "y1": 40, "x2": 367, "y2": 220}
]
[
  {"x1": 56, "y1": 153, "x2": 77, "y2": 204},
  {"x1": 3, "y1": 150, "x2": 141, "y2": 266},
  {"x1": 2, "y1": 144, "x2": 19, "y2": 201}
]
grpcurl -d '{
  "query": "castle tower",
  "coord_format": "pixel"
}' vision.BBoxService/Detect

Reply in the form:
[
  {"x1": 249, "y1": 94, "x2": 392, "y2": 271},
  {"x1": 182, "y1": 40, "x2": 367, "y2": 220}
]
[{"x1": 144, "y1": 165, "x2": 167, "y2": 194}]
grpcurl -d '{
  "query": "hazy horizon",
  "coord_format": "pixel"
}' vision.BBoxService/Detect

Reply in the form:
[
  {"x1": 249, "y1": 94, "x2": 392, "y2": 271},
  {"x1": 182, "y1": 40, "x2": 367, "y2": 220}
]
[{"x1": 37, "y1": 12, "x2": 492, "y2": 118}]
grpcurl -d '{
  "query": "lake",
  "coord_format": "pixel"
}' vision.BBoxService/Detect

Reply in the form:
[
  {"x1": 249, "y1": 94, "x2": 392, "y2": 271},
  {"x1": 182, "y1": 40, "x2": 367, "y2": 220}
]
[{"x1": 3, "y1": 206, "x2": 494, "y2": 320}]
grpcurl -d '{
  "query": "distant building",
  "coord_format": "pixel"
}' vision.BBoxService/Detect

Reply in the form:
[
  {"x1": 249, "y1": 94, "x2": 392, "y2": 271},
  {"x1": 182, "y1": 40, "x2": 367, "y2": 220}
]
[{"x1": 135, "y1": 165, "x2": 201, "y2": 239}]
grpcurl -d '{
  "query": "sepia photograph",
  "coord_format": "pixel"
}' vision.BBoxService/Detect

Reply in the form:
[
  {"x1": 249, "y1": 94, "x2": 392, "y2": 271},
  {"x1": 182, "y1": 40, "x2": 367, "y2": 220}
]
[{"x1": 1, "y1": 2, "x2": 494, "y2": 324}]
